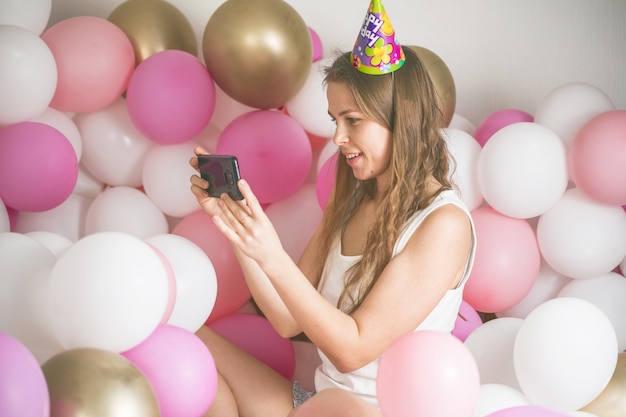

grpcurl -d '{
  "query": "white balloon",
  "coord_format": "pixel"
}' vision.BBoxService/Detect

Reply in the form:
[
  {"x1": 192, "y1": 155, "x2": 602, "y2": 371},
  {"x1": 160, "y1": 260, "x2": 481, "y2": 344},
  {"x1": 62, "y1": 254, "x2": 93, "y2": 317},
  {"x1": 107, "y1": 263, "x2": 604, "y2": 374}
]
[
  {"x1": 0, "y1": 198, "x2": 9, "y2": 233},
  {"x1": 473, "y1": 384, "x2": 529, "y2": 417},
  {"x1": 537, "y1": 188, "x2": 626, "y2": 279},
  {"x1": 142, "y1": 141, "x2": 200, "y2": 219},
  {"x1": 464, "y1": 317, "x2": 524, "y2": 390},
  {"x1": 557, "y1": 272, "x2": 626, "y2": 352},
  {"x1": 30, "y1": 107, "x2": 82, "y2": 160},
  {"x1": 193, "y1": 122, "x2": 221, "y2": 154},
  {"x1": 25, "y1": 231, "x2": 73, "y2": 257},
  {"x1": 442, "y1": 128, "x2": 484, "y2": 211},
  {"x1": 449, "y1": 113, "x2": 477, "y2": 136},
  {"x1": 49, "y1": 232, "x2": 169, "y2": 352},
  {"x1": 514, "y1": 297, "x2": 618, "y2": 411},
  {"x1": 535, "y1": 82, "x2": 615, "y2": 149},
  {"x1": 209, "y1": 85, "x2": 256, "y2": 131},
  {"x1": 0, "y1": 0, "x2": 52, "y2": 35},
  {"x1": 146, "y1": 234, "x2": 217, "y2": 333},
  {"x1": 0, "y1": 25, "x2": 57, "y2": 124},
  {"x1": 285, "y1": 57, "x2": 335, "y2": 138},
  {"x1": 477, "y1": 122, "x2": 568, "y2": 219},
  {"x1": 84, "y1": 186, "x2": 168, "y2": 239},
  {"x1": 75, "y1": 98, "x2": 154, "y2": 187},
  {"x1": 73, "y1": 162, "x2": 105, "y2": 200}
]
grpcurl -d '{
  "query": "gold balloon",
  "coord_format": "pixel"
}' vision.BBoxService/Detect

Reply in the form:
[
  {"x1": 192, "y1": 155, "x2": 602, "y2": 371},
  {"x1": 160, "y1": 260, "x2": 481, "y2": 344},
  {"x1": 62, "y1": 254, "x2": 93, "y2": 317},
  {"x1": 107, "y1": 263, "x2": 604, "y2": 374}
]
[
  {"x1": 108, "y1": 0, "x2": 197, "y2": 66},
  {"x1": 42, "y1": 348, "x2": 160, "y2": 417},
  {"x1": 202, "y1": 0, "x2": 312, "y2": 109},
  {"x1": 580, "y1": 352, "x2": 626, "y2": 417},
  {"x1": 407, "y1": 45, "x2": 456, "y2": 127}
]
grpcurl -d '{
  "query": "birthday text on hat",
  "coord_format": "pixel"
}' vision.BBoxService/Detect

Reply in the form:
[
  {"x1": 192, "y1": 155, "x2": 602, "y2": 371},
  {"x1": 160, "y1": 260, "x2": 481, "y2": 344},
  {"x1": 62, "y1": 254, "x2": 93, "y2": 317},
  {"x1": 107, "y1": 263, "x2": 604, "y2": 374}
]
[{"x1": 360, "y1": 13, "x2": 384, "y2": 48}]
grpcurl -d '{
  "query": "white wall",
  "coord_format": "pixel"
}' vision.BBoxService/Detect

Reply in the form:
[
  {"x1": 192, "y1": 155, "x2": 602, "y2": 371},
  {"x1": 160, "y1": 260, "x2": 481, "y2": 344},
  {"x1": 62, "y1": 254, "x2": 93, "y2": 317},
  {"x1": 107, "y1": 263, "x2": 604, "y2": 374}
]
[{"x1": 49, "y1": 0, "x2": 626, "y2": 126}]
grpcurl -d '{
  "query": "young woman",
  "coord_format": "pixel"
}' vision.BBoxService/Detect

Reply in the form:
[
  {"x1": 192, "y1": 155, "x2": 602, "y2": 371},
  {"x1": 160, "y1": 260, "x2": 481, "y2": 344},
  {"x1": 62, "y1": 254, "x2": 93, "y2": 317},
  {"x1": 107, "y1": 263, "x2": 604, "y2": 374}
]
[{"x1": 189, "y1": 46, "x2": 476, "y2": 417}]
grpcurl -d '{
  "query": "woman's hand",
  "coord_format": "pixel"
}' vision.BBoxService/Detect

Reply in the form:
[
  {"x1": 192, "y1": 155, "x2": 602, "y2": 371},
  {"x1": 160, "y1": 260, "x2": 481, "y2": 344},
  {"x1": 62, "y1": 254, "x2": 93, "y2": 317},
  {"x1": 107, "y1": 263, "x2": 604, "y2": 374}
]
[{"x1": 189, "y1": 146, "x2": 222, "y2": 217}]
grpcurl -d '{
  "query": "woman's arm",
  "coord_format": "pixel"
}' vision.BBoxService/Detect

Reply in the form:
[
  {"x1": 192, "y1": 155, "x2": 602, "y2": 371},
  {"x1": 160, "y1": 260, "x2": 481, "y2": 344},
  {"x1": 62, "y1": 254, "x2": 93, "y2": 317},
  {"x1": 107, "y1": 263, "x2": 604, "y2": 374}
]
[{"x1": 213, "y1": 179, "x2": 473, "y2": 373}]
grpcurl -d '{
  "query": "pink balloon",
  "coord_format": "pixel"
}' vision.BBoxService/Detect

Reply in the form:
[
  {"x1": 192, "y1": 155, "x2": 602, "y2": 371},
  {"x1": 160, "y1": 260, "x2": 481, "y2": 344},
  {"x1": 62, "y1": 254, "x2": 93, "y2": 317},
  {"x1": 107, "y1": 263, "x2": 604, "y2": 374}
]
[
  {"x1": 452, "y1": 300, "x2": 483, "y2": 342},
  {"x1": 0, "y1": 122, "x2": 78, "y2": 212},
  {"x1": 569, "y1": 110, "x2": 626, "y2": 206},
  {"x1": 377, "y1": 330, "x2": 480, "y2": 417},
  {"x1": 485, "y1": 405, "x2": 571, "y2": 417},
  {"x1": 308, "y1": 26, "x2": 323, "y2": 62},
  {"x1": 172, "y1": 210, "x2": 251, "y2": 322},
  {"x1": 463, "y1": 207, "x2": 541, "y2": 313},
  {"x1": 316, "y1": 153, "x2": 337, "y2": 210},
  {"x1": 216, "y1": 110, "x2": 312, "y2": 204},
  {"x1": 209, "y1": 313, "x2": 296, "y2": 380},
  {"x1": 127, "y1": 50, "x2": 216, "y2": 144},
  {"x1": 474, "y1": 109, "x2": 534, "y2": 147},
  {"x1": 122, "y1": 324, "x2": 218, "y2": 417},
  {"x1": 41, "y1": 16, "x2": 134, "y2": 113},
  {"x1": 0, "y1": 332, "x2": 50, "y2": 417}
]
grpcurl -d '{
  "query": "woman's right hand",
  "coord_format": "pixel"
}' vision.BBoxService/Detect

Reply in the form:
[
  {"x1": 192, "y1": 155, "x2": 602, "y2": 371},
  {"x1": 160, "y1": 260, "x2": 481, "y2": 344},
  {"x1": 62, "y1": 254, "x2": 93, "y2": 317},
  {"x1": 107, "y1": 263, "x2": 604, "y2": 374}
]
[{"x1": 189, "y1": 146, "x2": 222, "y2": 217}]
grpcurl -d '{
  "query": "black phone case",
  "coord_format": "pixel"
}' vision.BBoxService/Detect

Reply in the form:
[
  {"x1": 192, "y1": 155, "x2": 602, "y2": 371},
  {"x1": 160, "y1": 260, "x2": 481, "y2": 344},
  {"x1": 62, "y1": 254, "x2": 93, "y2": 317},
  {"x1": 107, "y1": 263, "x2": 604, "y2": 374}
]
[{"x1": 198, "y1": 155, "x2": 244, "y2": 200}]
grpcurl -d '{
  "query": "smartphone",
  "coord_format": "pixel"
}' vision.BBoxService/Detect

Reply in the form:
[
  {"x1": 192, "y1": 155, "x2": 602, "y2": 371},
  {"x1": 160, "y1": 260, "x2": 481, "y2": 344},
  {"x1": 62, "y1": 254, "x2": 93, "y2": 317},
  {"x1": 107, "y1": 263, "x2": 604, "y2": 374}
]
[{"x1": 197, "y1": 154, "x2": 244, "y2": 200}]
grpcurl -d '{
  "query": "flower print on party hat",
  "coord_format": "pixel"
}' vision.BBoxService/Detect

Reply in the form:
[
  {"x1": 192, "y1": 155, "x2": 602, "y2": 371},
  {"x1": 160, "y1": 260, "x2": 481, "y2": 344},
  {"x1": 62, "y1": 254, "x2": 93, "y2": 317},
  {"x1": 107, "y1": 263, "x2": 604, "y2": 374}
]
[{"x1": 350, "y1": 0, "x2": 405, "y2": 75}]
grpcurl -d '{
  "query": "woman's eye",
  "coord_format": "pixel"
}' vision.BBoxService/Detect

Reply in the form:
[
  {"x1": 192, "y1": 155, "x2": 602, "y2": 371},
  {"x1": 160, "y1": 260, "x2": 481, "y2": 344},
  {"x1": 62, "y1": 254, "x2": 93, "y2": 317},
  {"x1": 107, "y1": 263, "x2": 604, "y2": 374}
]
[{"x1": 347, "y1": 118, "x2": 359, "y2": 125}]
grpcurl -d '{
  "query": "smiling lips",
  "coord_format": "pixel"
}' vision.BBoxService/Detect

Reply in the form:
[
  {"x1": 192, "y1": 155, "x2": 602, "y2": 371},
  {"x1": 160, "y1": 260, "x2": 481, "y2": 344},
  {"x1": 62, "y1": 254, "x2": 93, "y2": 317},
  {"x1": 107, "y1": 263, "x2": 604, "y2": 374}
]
[{"x1": 345, "y1": 152, "x2": 362, "y2": 160}]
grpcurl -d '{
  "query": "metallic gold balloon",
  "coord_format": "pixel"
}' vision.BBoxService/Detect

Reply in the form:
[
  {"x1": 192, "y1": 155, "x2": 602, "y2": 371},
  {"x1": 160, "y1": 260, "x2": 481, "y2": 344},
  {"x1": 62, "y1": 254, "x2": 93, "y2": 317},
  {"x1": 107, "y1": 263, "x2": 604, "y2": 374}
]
[
  {"x1": 42, "y1": 348, "x2": 160, "y2": 417},
  {"x1": 202, "y1": 0, "x2": 312, "y2": 109},
  {"x1": 580, "y1": 352, "x2": 626, "y2": 417},
  {"x1": 407, "y1": 45, "x2": 456, "y2": 127},
  {"x1": 108, "y1": 0, "x2": 197, "y2": 66}
]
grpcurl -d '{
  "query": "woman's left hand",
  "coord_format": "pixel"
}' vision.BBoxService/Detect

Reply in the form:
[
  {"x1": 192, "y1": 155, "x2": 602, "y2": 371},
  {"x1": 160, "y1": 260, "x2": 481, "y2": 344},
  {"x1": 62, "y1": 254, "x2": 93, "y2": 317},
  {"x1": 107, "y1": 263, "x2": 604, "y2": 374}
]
[{"x1": 212, "y1": 179, "x2": 285, "y2": 266}]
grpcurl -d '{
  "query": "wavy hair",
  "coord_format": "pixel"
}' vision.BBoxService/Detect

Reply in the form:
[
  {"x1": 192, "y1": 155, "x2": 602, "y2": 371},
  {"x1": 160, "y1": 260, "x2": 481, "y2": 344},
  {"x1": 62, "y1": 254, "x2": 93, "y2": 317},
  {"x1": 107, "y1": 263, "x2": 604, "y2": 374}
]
[{"x1": 313, "y1": 47, "x2": 455, "y2": 314}]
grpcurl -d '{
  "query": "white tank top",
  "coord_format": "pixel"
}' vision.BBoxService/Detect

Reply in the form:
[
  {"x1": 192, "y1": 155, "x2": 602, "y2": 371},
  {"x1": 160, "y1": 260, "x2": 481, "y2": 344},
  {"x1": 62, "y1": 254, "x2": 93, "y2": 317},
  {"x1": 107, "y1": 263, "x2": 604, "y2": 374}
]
[{"x1": 313, "y1": 189, "x2": 476, "y2": 407}]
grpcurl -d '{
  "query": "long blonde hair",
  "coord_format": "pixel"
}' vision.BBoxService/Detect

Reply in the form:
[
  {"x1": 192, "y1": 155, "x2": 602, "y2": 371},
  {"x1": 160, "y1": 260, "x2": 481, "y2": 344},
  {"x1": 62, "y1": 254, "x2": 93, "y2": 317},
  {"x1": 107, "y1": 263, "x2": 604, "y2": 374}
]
[{"x1": 314, "y1": 47, "x2": 454, "y2": 314}]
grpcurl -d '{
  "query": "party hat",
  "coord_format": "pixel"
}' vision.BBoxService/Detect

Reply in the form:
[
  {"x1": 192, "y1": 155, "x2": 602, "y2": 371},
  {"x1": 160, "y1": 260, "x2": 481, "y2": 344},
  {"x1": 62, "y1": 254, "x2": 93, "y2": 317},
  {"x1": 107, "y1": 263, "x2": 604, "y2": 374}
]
[{"x1": 350, "y1": 0, "x2": 405, "y2": 75}]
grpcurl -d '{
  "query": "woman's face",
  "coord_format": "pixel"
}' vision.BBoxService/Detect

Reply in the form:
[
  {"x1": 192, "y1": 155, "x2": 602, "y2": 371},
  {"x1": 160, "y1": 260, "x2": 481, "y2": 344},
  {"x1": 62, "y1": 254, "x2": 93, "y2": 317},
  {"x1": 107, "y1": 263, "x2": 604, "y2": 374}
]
[{"x1": 327, "y1": 81, "x2": 392, "y2": 186}]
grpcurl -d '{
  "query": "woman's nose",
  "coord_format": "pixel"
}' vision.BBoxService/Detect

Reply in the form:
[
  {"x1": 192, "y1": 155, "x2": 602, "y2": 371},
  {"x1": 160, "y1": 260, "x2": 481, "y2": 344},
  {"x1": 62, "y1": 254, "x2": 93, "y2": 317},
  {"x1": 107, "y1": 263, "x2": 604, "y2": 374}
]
[{"x1": 332, "y1": 127, "x2": 347, "y2": 146}]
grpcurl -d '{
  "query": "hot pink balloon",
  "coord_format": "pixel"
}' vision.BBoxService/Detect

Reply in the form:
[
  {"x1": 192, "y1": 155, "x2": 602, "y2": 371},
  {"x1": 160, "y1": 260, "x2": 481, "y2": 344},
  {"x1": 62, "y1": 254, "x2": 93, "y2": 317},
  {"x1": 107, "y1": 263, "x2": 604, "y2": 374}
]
[
  {"x1": 452, "y1": 300, "x2": 483, "y2": 342},
  {"x1": 41, "y1": 16, "x2": 134, "y2": 113},
  {"x1": 126, "y1": 49, "x2": 216, "y2": 144},
  {"x1": 463, "y1": 207, "x2": 541, "y2": 313},
  {"x1": 0, "y1": 122, "x2": 78, "y2": 212},
  {"x1": 377, "y1": 330, "x2": 480, "y2": 417},
  {"x1": 474, "y1": 109, "x2": 534, "y2": 147},
  {"x1": 569, "y1": 110, "x2": 626, "y2": 206},
  {"x1": 308, "y1": 26, "x2": 323, "y2": 62}
]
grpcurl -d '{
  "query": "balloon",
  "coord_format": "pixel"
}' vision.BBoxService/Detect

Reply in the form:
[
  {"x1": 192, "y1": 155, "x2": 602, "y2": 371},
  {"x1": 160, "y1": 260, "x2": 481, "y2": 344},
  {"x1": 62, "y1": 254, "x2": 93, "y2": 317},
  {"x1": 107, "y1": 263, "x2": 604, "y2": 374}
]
[
  {"x1": 42, "y1": 348, "x2": 159, "y2": 417},
  {"x1": 536, "y1": 188, "x2": 626, "y2": 279},
  {"x1": 557, "y1": 272, "x2": 626, "y2": 352},
  {"x1": 452, "y1": 300, "x2": 483, "y2": 342},
  {"x1": 49, "y1": 232, "x2": 169, "y2": 352},
  {"x1": 202, "y1": 0, "x2": 312, "y2": 109},
  {"x1": 145, "y1": 234, "x2": 218, "y2": 333},
  {"x1": 0, "y1": 198, "x2": 9, "y2": 232},
  {"x1": 26, "y1": 231, "x2": 73, "y2": 257},
  {"x1": 122, "y1": 324, "x2": 218, "y2": 417},
  {"x1": 474, "y1": 109, "x2": 534, "y2": 147},
  {"x1": 408, "y1": 45, "x2": 456, "y2": 127},
  {"x1": 209, "y1": 313, "x2": 296, "y2": 380},
  {"x1": 474, "y1": 384, "x2": 530, "y2": 417},
  {"x1": 108, "y1": 0, "x2": 197, "y2": 65},
  {"x1": 377, "y1": 330, "x2": 480, "y2": 417},
  {"x1": 209, "y1": 85, "x2": 257, "y2": 131},
  {"x1": 30, "y1": 107, "x2": 82, "y2": 160},
  {"x1": 449, "y1": 113, "x2": 477, "y2": 136},
  {"x1": 0, "y1": 25, "x2": 57, "y2": 124},
  {"x1": 534, "y1": 82, "x2": 615, "y2": 149},
  {"x1": 580, "y1": 352, "x2": 626, "y2": 417},
  {"x1": 308, "y1": 26, "x2": 324, "y2": 62},
  {"x1": 0, "y1": 332, "x2": 50, "y2": 417},
  {"x1": 569, "y1": 110, "x2": 626, "y2": 206},
  {"x1": 172, "y1": 210, "x2": 250, "y2": 322},
  {"x1": 75, "y1": 98, "x2": 154, "y2": 187},
  {"x1": 513, "y1": 297, "x2": 618, "y2": 411},
  {"x1": 142, "y1": 141, "x2": 201, "y2": 218},
  {"x1": 84, "y1": 186, "x2": 168, "y2": 239},
  {"x1": 485, "y1": 406, "x2": 571, "y2": 417},
  {"x1": 216, "y1": 110, "x2": 312, "y2": 204},
  {"x1": 0, "y1": 122, "x2": 78, "y2": 212},
  {"x1": 441, "y1": 127, "x2": 484, "y2": 211},
  {"x1": 464, "y1": 317, "x2": 524, "y2": 389},
  {"x1": 0, "y1": 0, "x2": 51, "y2": 35},
  {"x1": 316, "y1": 153, "x2": 337, "y2": 210},
  {"x1": 285, "y1": 57, "x2": 336, "y2": 138},
  {"x1": 265, "y1": 183, "x2": 323, "y2": 262},
  {"x1": 477, "y1": 122, "x2": 568, "y2": 219},
  {"x1": 463, "y1": 207, "x2": 541, "y2": 313},
  {"x1": 41, "y1": 16, "x2": 135, "y2": 113},
  {"x1": 126, "y1": 49, "x2": 215, "y2": 144}
]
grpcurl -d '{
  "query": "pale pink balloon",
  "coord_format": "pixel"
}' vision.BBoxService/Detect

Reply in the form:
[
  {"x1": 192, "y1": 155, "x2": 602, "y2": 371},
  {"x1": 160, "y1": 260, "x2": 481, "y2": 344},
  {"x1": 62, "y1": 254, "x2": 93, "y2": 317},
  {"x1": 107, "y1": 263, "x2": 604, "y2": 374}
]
[
  {"x1": 474, "y1": 109, "x2": 534, "y2": 147},
  {"x1": 41, "y1": 16, "x2": 135, "y2": 113}
]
